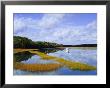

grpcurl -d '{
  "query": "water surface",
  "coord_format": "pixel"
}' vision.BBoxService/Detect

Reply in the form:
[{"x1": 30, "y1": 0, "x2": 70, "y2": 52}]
[{"x1": 14, "y1": 47, "x2": 97, "y2": 75}]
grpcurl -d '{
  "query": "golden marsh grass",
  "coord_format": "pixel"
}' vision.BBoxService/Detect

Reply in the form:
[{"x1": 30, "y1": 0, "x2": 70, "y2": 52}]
[
  {"x1": 14, "y1": 49, "x2": 96, "y2": 71},
  {"x1": 14, "y1": 62, "x2": 62, "y2": 72}
]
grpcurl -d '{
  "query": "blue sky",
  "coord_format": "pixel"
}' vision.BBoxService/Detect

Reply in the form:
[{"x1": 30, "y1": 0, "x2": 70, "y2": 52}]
[{"x1": 14, "y1": 13, "x2": 97, "y2": 45}]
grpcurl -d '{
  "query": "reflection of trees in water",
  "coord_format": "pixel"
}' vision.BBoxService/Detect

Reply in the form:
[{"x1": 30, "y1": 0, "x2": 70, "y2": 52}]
[
  {"x1": 14, "y1": 48, "x2": 63, "y2": 62},
  {"x1": 14, "y1": 51, "x2": 34, "y2": 62},
  {"x1": 37, "y1": 48, "x2": 64, "y2": 54}
]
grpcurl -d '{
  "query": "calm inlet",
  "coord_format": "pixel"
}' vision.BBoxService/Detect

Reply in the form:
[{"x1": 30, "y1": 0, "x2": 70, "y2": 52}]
[{"x1": 14, "y1": 47, "x2": 97, "y2": 75}]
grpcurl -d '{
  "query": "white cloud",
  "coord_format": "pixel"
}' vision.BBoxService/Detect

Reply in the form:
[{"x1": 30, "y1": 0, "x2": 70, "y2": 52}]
[
  {"x1": 14, "y1": 17, "x2": 25, "y2": 32},
  {"x1": 14, "y1": 17, "x2": 37, "y2": 34},
  {"x1": 14, "y1": 14, "x2": 97, "y2": 45},
  {"x1": 37, "y1": 14, "x2": 65, "y2": 29},
  {"x1": 14, "y1": 14, "x2": 65, "y2": 34},
  {"x1": 86, "y1": 20, "x2": 97, "y2": 29},
  {"x1": 45, "y1": 20, "x2": 97, "y2": 45}
]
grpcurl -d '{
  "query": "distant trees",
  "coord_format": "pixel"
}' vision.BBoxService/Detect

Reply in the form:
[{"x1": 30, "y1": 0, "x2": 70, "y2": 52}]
[
  {"x1": 14, "y1": 36, "x2": 62, "y2": 49},
  {"x1": 62, "y1": 44, "x2": 97, "y2": 47},
  {"x1": 14, "y1": 36, "x2": 34, "y2": 48}
]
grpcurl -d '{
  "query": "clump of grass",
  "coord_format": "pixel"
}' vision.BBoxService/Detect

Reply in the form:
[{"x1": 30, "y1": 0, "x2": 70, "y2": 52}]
[
  {"x1": 30, "y1": 51, "x2": 56, "y2": 60},
  {"x1": 14, "y1": 49, "x2": 38, "y2": 54},
  {"x1": 55, "y1": 58, "x2": 96, "y2": 70},
  {"x1": 14, "y1": 62, "x2": 62, "y2": 72}
]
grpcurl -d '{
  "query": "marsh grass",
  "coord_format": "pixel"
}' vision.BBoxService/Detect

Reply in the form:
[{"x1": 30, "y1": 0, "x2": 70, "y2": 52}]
[
  {"x1": 30, "y1": 50, "x2": 96, "y2": 71},
  {"x1": 14, "y1": 62, "x2": 62, "y2": 72},
  {"x1": 14, "y1": 49, "x2": 96, "y2": 72},
  {"x1": 14, "y1": 49, "x2": 38, "y2": 53}
]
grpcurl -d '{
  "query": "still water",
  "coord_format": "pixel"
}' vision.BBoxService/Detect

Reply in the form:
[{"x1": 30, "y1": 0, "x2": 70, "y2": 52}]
[{"x1": 14, "y1": 47, "x2": 97, "y2": 75}]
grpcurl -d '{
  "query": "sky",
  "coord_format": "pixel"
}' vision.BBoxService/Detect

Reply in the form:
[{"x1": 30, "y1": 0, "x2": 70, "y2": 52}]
[{"x1": 14, "y1": 13, "x2": 97, "y2": 45}]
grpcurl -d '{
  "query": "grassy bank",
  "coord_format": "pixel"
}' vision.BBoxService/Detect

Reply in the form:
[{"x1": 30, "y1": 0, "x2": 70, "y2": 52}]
[
  {"x1": 14, "y1": 62, "x2": 62, "y2": 72},
  {"x1": 14, "y1": 49, "x2": 96, "y2": 71}
]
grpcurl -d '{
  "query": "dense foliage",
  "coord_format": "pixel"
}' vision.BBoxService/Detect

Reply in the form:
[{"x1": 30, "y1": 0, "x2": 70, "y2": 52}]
[{"x1": 14, "y1": 36, "x2": 63, "y2": 49}]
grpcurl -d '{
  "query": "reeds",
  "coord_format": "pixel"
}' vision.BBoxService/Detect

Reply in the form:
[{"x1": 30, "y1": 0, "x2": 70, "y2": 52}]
[
  {"x1": 14, "y1": 49, "x2": 96, "y2": 71},
  {"x1": 14, "y1": 62, "x2": 62, "y2": 72}
]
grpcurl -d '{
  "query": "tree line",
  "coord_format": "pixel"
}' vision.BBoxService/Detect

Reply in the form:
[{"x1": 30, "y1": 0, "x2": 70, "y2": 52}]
[{"x1": 14, "y1": 36, "x2": 63, "y2": 49}]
